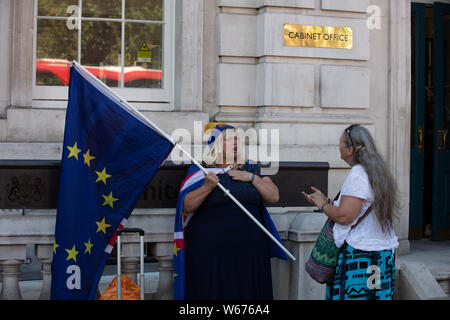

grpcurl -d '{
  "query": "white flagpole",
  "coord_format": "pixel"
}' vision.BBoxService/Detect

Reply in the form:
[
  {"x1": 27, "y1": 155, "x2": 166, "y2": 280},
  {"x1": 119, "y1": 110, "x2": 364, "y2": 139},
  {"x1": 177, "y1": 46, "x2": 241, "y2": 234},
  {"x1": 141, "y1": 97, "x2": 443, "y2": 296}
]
[{"x1": 70, "y1": 61, "x2": 296, "y2": 261}]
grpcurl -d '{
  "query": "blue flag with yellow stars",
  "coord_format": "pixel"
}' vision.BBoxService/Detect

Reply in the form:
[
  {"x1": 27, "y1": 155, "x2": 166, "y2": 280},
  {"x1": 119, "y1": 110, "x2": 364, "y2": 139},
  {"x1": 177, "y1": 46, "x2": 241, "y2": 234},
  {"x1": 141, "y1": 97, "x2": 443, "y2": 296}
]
[{"x1": 50, "y1": 64, "x2": 174, "y2": 300}]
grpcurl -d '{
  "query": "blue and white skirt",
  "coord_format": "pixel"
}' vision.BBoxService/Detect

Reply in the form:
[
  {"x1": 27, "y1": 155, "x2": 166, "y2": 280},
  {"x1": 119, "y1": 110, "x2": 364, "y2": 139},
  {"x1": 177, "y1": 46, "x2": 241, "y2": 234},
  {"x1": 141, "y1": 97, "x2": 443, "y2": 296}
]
[{"x1": 326, "y1": 243, "x2": 396, "y2": 300}]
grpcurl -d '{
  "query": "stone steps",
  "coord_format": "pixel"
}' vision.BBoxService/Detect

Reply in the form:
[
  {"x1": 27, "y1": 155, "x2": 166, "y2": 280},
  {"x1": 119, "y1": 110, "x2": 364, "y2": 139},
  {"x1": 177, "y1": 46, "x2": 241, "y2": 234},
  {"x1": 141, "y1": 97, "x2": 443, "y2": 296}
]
[{"x1": 434, "y1": 273, "x2": 450, "y2": 296}]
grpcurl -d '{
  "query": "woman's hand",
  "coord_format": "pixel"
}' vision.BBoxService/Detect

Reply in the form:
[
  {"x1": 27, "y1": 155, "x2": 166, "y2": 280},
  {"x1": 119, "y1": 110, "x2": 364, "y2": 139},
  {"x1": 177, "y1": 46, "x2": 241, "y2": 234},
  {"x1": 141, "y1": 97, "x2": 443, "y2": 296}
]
[
  {"x1": 302, "y1": 187, "x2": 364, "y2": 225},
  {"x1": 183, "y1": 172, "x2": 218, "y2": 213},
  {"x1": 229, "y1": 167, "x2": 279, "y2": 204},
  {"x1": 301, "y1": 186, "x2": 328, "y2": 209},
  {"x1": 227, "y1": 168, "x2": 253, "y2": 182},
  {"x1": 204, "y1": 172, "x2": 219, "y2": 191}
]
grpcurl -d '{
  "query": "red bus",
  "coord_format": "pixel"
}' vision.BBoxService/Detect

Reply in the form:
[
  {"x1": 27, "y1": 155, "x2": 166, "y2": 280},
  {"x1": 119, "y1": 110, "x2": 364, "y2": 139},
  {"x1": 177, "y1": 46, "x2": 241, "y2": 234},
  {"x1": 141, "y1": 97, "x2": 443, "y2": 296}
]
[{"x1": 36, "y1": 59, "x2": 162, "y2": 87}]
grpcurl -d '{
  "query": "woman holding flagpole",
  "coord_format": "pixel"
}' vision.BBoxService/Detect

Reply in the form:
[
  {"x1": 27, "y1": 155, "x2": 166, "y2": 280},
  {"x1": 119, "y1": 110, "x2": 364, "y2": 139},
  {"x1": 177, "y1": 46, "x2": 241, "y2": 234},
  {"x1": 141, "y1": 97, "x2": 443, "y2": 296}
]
[{"x1": 173, "y1": 122, "x2": 287, "y2": 300}]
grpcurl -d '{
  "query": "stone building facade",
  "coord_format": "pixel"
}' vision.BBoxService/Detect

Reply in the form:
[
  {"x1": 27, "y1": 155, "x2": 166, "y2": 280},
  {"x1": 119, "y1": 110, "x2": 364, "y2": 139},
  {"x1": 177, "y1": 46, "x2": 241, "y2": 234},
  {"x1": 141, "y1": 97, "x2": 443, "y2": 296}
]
[{"x1": 0, "y1": 0, "x2": 449, "y2": 299}]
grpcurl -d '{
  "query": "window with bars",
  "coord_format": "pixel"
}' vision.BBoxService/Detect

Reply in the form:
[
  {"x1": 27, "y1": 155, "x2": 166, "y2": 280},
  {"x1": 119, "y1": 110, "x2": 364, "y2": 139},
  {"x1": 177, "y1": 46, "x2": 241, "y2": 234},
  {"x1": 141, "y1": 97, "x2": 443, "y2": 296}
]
[{"x1": 34, "y1": 0, "x2": 173, "y2": 103}]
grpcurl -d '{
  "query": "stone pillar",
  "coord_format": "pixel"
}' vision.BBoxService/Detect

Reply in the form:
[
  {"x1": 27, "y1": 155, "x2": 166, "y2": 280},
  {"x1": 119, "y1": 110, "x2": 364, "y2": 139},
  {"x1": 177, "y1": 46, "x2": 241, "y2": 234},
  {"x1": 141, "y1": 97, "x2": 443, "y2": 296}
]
[
  {"x1": 120, "y1": 241, "x2": 141, "y2": 284},
  {"x1": 0, "y1": 245, "x2": 26, "y2": 300},
  {"x1": 271, "y1": 246, "x2": 292, "y2": 300},
  {"x1": 0, "y1": 0, "x2": 13, "y2": 118},
  {"x1": 35, "y1": 244, "x2": 53, "y2": 300},
  {"x1": 11, "y1": 0, "x2": 34, "y2": 108},
  {"x1": 174, "y1": 0, "x2": 203, "y2": 112},
  {"x1": 268, "y1": 211, "x2": 291, "y2": 300},
  {"x1": 287, "y1": 212, "x2": 328, "y2": 300},
  {"x1": 388, "y1": 0, "x2": 412, "y2": 255},
  {"x1": 152, "y1": 242, "x2": 173, "y2": 300}
]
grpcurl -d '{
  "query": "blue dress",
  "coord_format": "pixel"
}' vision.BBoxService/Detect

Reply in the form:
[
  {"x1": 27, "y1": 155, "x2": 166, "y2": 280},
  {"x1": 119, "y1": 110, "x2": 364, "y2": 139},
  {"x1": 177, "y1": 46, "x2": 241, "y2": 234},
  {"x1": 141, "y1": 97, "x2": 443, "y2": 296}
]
[{"x1": 184, "y1": 163, "x2": 273, "y2": 300}]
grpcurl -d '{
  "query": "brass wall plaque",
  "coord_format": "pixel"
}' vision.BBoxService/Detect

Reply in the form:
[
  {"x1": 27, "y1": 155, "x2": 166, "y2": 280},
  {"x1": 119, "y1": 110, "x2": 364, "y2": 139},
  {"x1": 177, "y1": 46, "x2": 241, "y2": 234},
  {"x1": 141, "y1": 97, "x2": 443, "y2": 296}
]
[{"x1": 283, "y1": 24, "x2": 353, "y2": 49}]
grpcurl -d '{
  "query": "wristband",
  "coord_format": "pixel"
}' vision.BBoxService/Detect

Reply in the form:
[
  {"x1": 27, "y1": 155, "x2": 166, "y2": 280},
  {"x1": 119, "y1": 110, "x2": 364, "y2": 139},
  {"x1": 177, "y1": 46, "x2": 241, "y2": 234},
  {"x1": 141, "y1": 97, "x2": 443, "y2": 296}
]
[{"x1": 251, "y1": 173, "x2": 255, "y2": 183}]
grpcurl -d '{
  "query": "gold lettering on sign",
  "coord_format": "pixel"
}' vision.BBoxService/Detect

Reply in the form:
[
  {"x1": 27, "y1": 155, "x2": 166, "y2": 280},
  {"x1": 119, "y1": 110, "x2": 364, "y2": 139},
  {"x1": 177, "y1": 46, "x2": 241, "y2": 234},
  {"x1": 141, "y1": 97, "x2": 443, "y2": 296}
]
[{"x1": 283, "y1": 24, "x2": 353, "y2": 49}]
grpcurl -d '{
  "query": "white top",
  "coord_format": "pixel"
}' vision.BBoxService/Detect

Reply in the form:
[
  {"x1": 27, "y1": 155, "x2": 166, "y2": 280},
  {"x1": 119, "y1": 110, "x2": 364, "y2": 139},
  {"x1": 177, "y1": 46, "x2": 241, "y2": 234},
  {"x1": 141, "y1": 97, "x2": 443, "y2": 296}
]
[{"x1": 333, "y1": 164, "x2": 398, "y2": 251}]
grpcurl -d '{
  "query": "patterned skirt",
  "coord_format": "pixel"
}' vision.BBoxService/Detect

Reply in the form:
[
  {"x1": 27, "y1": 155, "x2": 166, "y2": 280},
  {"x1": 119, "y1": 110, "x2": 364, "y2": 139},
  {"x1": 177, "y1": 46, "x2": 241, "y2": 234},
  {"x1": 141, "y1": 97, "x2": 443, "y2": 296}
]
[{"x1": 326, "y1": 243, "x2": 396, "y2": 300}]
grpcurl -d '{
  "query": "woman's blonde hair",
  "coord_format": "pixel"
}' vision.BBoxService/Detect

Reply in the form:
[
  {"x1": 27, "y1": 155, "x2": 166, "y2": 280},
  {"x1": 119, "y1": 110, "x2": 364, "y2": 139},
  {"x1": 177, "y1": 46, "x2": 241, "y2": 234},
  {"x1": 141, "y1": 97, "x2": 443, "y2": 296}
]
[{"x1": 203, "y1": 128, "x2": 246, "y2": 167}]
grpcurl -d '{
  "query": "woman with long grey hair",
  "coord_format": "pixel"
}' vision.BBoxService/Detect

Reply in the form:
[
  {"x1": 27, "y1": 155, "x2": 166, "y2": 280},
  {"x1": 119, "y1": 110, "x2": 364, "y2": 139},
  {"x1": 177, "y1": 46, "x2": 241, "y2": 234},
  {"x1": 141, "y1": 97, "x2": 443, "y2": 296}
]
[{"x1": 302, "y1": 124, "x2": 399, "y2": 300}]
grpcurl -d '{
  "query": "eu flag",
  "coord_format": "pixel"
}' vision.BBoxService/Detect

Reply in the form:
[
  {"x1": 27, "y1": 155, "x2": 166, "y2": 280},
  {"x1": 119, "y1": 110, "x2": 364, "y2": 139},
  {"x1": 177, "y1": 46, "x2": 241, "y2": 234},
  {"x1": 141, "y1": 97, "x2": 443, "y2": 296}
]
[{"x1": 51, "y1": 64, "x2": 174, "y2": 299}]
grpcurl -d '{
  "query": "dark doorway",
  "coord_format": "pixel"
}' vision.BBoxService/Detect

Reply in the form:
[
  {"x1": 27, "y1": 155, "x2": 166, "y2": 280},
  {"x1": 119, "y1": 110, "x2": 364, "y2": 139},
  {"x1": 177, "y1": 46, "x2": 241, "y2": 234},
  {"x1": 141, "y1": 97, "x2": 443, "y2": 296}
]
[{"x1": 410, "y1": 2, "x2": 450, "y2": 241}]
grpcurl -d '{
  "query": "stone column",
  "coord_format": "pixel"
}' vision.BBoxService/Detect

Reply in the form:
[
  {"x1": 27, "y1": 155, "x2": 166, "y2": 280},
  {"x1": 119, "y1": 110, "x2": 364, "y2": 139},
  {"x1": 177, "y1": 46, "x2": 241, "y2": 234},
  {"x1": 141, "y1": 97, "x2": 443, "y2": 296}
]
[
  {"x1": 35, "y1": 244, "x2": 53, "y2": 300},
  {"x1": 0, "y1": 245, "x2": 26, "y2": 300},
  {"x1": 287, "y1": 212, "x2": 328, "y2": 300},
  {"x1": 0, "y1": 0, "x2": 13, "y2": 118},
  {"x1": 388, "y1": 0, "x2": 412, "y2": 255},
  {"x1": 174, "y1": 0, "x2": 203, "y2": 112},
  {"x1": 268, "y1": 211, "x2": 291, "y2": 300},
  {"x1": 120, "y1": 241, "x2": 141, "y2": 284},
  {"x1": 11, "y1": 0, "x2": 34, "y2": 108},
  {"x1": 152, "y1": 242, "x2": 173, "y2": 300}
]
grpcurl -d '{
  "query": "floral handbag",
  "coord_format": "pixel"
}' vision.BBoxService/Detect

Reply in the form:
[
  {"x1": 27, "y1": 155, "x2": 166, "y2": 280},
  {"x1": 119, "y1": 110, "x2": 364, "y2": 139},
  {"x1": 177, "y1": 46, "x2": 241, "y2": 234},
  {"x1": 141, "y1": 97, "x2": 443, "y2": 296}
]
[{"x1": 305, "y1": 204, "x2": 373, "y2": 284}]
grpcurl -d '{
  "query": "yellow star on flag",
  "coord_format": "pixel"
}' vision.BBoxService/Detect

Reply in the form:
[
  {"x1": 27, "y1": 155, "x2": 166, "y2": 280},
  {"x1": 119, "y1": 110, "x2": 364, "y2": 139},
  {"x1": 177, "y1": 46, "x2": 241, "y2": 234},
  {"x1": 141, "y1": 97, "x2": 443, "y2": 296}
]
[
  {"x1": 102, "y1": 191, "x2": 118, "y2": 208},
  {"x1": 173, "y1": 273, "x2": 178, "y2": 280},
  {"x1": 67, "y1": 142, "x2": 81, "y2": 160},
  {"x1": 96, "y1": 217, "x2": 111, "y2": 234},
  {"x1": 53, "y1": 240, "x2": 59, "y2": 254},
  {"x1": 83, "y1": 149, "x2": 96, "y2": 167},
  {"x1": 84, "y1": 238, "x2": 94, "y2": 255},
  {"x1": 65, "y1": 244, "x2": 79, "y2": 262},
  {"x1": 174, "y1": 243, "x2": 181, "y2": 257},
  {"x1": 95, "y1": 167, "x2": 112, "y2": 185}
]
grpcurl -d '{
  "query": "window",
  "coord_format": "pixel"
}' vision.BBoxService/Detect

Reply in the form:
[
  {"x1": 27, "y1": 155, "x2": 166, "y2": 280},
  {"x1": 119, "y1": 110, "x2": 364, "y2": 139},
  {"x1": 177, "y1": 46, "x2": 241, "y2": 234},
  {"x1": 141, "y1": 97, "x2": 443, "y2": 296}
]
[{"x1": 33, "y1": 0, "x2": 174, "y2": 106}]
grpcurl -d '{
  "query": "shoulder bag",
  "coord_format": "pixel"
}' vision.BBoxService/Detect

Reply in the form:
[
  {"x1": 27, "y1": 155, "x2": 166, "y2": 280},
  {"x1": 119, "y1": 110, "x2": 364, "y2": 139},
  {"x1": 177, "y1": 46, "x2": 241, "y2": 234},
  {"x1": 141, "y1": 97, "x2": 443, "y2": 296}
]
[{"x1": 305, "y1": 200, "x2": 373, "y2": 284}]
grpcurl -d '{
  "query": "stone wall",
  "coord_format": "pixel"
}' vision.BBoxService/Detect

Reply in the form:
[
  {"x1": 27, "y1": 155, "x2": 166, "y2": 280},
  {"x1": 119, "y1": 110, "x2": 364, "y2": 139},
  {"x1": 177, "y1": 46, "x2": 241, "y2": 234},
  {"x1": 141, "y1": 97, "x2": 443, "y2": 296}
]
[
  {"x1": 0, "y1": 0, "x2": 415, "y2": 260},
  {"x1": 212, "y1": 0, "x2": 411, "y2": 253}
]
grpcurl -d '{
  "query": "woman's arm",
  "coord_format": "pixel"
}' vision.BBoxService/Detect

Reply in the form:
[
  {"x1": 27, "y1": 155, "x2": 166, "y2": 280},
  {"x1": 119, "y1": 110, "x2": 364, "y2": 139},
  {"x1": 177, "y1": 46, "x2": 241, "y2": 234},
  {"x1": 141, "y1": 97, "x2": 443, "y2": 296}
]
[
  {"x1": 252, "y1": 175, "x2": 279, "y2": 204},
  {"x1": 302, "y1": 187, "x2": 363, "y2": 225},
  {"x1": 183, "y1": 172, "x2": 219, "y2": 213},
  {"x1": 227, "y1": 169, "x2": 279, "y2": 204}
]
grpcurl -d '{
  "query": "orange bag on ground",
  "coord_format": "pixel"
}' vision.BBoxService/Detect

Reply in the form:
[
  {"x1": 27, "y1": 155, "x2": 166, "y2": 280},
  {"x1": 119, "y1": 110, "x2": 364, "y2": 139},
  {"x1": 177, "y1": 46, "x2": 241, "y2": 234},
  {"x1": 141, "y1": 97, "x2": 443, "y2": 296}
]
[{"x1": 99, "y1": 274, "x2": 141, "y2": 300}]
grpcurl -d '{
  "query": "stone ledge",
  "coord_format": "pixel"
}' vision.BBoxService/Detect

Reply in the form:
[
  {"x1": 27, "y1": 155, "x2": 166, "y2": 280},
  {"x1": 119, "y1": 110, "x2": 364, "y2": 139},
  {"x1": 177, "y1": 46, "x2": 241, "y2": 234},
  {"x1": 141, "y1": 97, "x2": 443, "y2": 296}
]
[
  {"x1": 321, "y1": 0, "x2": 369, "y2": 13},
  {"x1": 218, "y1": 0, "x2": 315, "y2": 9},
  {"x1": 0, "y1": 142, "x2": 63, "y2": 160},
  {"x1": 288, "y1": 212, "x2": 327, "y2": 242},
  {"x1": 0, "y1": 209, "x2": 297, "y2": 245},
  {"x1": 4, "y1": 108, "x2": 209, "y2": 143}
]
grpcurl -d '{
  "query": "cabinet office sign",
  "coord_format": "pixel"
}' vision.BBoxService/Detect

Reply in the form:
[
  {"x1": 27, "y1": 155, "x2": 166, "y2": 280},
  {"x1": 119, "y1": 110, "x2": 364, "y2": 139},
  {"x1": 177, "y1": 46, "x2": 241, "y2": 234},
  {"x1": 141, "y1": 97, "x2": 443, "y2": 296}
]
[{"x1": 284, "y1": 24, "x2": 353, "y2": 49}]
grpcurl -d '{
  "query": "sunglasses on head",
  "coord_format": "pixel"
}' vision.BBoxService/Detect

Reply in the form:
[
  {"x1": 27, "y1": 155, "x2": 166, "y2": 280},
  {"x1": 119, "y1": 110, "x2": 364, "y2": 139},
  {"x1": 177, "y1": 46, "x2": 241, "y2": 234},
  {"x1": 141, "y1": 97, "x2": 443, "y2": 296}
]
[{"x1": 345, "y1": 124, "x2": 359, "y2": 148}]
